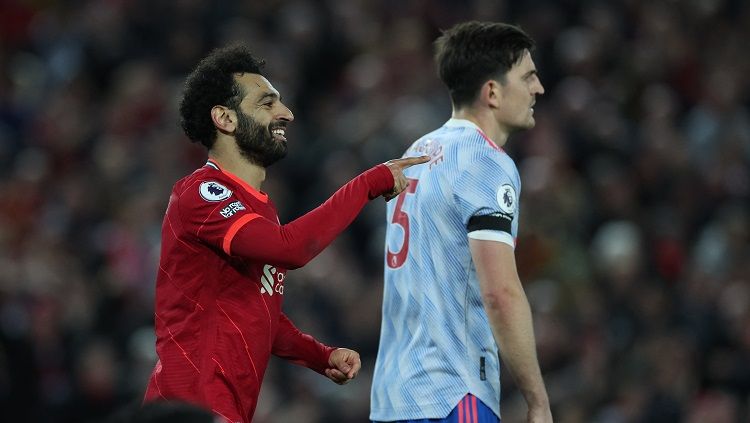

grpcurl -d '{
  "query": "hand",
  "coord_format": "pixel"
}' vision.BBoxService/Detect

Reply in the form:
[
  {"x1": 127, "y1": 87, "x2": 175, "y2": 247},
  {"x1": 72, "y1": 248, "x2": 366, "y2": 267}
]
[
  {"x1": 324, "y1": 348, "x2": 361, "y2": 385},
  {"x1": 383, "y1": 155, "x2": 430, "y2": 201}
]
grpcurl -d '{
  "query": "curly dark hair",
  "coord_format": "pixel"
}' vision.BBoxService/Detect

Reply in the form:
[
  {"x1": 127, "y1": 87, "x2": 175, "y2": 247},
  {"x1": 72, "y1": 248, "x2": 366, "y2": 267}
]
[
  {"x1": 434, "y1": 21, "x2": 535, "y2": 108},
  {"x1": 179, "y1": 45, "x2": 266, "y2": 149}
]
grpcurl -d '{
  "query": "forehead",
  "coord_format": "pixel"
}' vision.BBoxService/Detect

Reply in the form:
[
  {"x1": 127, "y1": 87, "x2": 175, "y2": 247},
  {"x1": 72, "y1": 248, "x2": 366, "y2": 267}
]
[
  {"x1": 508, "y1": 49, "x2": 536, "y2": 75},
  {"x1": 234, "y1": 73, "x2": 279, "y2": 99}
]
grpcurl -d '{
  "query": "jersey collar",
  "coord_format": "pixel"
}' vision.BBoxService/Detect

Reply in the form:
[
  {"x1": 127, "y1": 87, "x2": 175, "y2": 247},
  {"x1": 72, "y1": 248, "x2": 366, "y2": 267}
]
[
  {"x1": 444, "y1": 118, "x2": 501, "y2": 151},
  {"x1": 445, "y1": 118, "x2": 481, "y2": 130},
  {"x1": 205, "y1": 159, "x2": 269, "y2": 203}
]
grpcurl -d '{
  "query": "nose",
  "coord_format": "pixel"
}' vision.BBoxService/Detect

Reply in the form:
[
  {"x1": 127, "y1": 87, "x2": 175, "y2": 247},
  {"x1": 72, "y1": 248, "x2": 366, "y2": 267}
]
[
  {"x1": 278, "y1": 102, "x2": 294, "y2": 122},
  {"x1": 535, "y1": 79, "x2": 545, "y2": 96}
]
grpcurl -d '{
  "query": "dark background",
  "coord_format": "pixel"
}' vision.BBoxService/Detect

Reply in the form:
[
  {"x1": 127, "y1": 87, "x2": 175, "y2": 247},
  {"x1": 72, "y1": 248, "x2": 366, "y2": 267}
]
[{"x1": 0, "y1": 0, "x2": 748, "y2": 422}]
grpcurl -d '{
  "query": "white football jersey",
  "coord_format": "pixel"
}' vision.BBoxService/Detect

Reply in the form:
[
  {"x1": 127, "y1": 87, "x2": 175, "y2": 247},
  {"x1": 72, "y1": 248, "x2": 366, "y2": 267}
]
[{"x1": 371, "y1": 118, "x2": 521, "y2": 421}]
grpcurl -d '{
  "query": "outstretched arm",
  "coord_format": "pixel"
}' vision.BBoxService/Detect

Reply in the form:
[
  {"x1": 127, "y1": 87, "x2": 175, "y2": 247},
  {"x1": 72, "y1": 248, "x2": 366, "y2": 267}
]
[
  {"x1": 226, "y1": 157, "x2": 428, "y2": 269},
  {"x1": 469, "y1": 238, "x2": 552, "y2": 423}
]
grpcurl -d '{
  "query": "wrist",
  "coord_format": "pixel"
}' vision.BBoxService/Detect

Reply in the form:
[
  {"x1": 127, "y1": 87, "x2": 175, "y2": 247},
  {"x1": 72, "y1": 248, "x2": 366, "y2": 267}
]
[
  {"x1": 525, "y1": 392, "x2": 550, "y2": 408},
  {"x1": 324, "y1": 346, "x2": 337, "y2": 366},
  {"x1": 365, "y1": 164, "x2": 394, "y2": 199}
]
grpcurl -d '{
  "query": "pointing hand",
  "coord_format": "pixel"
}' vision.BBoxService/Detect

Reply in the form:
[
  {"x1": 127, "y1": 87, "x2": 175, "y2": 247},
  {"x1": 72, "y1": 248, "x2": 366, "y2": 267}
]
[{"x1": 383, "y1": 155, "x2": 430, "y2": 201}]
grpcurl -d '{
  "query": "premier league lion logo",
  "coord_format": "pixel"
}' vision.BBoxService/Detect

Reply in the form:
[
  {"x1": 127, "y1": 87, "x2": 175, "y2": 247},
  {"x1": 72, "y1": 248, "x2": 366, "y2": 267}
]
[
  {"x1": 497, "y1": 184, "x2": 516, "y2": 215},
  {"x1": 200, "y1": 181, "x2": 233, "y2": 202}
]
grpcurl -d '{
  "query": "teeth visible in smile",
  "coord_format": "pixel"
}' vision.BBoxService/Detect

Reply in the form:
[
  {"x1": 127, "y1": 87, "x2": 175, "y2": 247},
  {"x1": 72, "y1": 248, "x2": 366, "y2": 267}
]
[{"x1": 272, "y1": 129, "x2": 285, "y2": 136}]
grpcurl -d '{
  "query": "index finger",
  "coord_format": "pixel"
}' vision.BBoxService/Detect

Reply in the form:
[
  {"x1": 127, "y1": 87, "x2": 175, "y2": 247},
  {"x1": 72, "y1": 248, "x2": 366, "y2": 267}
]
[{"x1": 389, "y1": 155, "x2": 430, "y2": 168}]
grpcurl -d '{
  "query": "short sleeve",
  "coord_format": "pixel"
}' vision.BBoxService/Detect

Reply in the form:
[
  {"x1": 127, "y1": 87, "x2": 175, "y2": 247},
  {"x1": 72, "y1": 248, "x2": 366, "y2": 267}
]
[
  {"x1": 177, "y1": 179, "x2": 262, "y2": 255},
  {"x1": 453, "y1": 153, "x2": 520, "y2": 248}
]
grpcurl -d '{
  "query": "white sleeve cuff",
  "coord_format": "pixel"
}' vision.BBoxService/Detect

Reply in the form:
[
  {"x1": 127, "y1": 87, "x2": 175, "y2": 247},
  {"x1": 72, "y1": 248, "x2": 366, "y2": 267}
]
[{"x1": 467, "y1": 229, "x2": 515, "y2": 249}]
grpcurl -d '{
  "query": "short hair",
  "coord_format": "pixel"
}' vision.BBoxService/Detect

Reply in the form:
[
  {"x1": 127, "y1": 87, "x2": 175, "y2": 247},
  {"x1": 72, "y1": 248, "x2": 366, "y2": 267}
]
[
  {"x1": 179, "y1": 45, "x2": 266, "y2": 149},
  {"x1": 434, "y1": 21, "x2": 535, "y2": 108}
]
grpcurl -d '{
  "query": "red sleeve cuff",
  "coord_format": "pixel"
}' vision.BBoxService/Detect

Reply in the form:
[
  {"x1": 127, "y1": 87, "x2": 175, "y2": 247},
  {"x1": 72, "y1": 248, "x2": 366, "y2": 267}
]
[
  {"x1": 322, "y1": 345, "x2": 336, "y2": 368},
  {"x1": 308, "y1": 343, "x2": 337, "y2": 375},
  {"x1": 366, "y1": 163, "x2": 395, "y2": 199}
]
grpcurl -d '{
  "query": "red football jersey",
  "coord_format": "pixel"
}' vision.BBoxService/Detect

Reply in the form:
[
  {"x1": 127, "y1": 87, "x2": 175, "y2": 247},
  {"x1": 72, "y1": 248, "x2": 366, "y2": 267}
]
[{"x1": 144, "y1": 159, "x2": 393, "y2": 422}]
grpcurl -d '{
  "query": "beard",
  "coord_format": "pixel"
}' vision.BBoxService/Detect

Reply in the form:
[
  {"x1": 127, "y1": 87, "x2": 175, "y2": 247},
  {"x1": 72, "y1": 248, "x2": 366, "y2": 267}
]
[{"x1": 234, "y1": 111, "x2": 288, "y2": 167}]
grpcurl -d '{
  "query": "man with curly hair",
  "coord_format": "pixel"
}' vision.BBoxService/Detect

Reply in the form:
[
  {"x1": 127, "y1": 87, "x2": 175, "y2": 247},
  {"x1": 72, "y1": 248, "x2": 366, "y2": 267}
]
[{"x1": 143, "y1": 45, "x2": 427, "y2": 423}]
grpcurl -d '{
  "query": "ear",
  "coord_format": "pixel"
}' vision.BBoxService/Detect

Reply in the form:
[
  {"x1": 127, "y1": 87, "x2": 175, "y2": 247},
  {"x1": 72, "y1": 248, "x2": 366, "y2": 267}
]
[
  {"x1": 211, "y1": 105, "x2": 237, "y2": 134},
  {"x1": 481, "y1": 80, "x2": 502, "y2": 109}
]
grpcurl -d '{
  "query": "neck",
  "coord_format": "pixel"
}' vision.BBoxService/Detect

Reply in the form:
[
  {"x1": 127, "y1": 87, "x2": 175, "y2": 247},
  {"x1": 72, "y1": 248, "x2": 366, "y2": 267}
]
[
  {"x1": 452, "y1": 107, "x2": 509, "y2": 147},
  {"x1": 208, "y1": 138, "x2": 266, "y2": 190}
]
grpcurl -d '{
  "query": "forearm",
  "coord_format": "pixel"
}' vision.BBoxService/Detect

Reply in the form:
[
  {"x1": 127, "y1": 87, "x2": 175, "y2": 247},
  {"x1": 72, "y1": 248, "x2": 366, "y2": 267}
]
[
  {"x1": 229, "y1": 164, "x2": 393, "y2": 268},
  {"x1": 484, "y1": 282, "x2": 549, "y2": 407},
  {"x1": 272, "y1": 314, "x2": 335, "y2": 374}
]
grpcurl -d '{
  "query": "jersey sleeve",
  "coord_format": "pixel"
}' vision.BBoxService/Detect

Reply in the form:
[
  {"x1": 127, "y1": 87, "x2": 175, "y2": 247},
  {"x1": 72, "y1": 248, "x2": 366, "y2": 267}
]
[
  {"x1": 453, "y1": 153, "x2": 520, "y2": 248},
  {"x1": 229, "y1": 164, "x2": 394, "y2": 269},
  {"x1": 179, "y1": 164, "x2": 394, "y2": 269},
  {"x1": 272, "y1": 313, "x2": 335, "y2": 374}
]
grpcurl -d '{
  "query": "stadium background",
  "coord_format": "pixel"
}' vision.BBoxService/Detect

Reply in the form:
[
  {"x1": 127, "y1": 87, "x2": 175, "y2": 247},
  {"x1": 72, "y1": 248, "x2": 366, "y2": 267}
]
[{"x1": 1, "y1": 0, "x2": 748, "y2": 421}]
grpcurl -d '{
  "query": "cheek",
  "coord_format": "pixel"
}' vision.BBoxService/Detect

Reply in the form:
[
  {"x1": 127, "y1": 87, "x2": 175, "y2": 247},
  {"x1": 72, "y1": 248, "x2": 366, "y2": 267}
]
[
  {"x1": 507, "y1": 97, "x2": 526, "y2": 115},
  {"x1": 251, "y1": 111, "x2": 271, "y2": 125}
]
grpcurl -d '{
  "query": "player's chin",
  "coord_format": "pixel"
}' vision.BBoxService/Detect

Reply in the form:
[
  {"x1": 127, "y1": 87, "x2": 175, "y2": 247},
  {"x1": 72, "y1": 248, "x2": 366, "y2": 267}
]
[
  {"x1": 510, "y1": 119, "x2": 535, "y2": 133},
  {"x1": 522, "y1": 116, "x2": 536, "y2": 129}
]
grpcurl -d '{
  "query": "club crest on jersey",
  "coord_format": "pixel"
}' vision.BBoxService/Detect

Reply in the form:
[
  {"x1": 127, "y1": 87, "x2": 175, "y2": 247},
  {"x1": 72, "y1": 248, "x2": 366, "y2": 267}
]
[
  {"x1": 496, "y1": 184, "x2": 516, "y2": 215},
  {"x1": 199, "y1": 181, "x2": 232, "y2": 202}
]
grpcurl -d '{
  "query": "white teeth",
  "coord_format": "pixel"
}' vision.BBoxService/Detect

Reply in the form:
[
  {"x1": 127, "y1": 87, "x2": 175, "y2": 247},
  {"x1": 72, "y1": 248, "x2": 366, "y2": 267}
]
[{"x1": 272, "y1": 129, "x2": 285, "y2": 136}]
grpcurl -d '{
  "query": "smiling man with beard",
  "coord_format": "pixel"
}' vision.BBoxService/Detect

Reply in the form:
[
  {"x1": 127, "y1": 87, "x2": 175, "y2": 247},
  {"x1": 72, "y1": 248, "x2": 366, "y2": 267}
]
[{"x1": 143, "y1": 46, "x2": 427, "y2": 423}]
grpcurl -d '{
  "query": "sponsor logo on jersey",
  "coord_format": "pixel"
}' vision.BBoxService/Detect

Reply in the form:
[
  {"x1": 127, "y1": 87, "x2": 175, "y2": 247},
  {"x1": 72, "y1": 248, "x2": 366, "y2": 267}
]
[
  {"x1": 219, "y1": 201, "x2": 246, "y2": 218},
  {"x1": 411, "y1": 139, "x2": 445, "y2": 169},
  {"x1": 496, "y1": 184, "x2": 516, "y2": 215},
  {"x1": 260, "y1": 264, "x2": 285, "y2": 296},
  {"x1": 199, "y1": 181, "x2": 232, "y2": 202}
]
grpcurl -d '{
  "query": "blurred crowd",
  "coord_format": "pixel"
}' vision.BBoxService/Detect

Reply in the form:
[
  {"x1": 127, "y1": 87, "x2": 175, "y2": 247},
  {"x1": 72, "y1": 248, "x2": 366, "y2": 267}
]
[{"x1": 1, "y1": 0, "x2": 749, "y2": 422}]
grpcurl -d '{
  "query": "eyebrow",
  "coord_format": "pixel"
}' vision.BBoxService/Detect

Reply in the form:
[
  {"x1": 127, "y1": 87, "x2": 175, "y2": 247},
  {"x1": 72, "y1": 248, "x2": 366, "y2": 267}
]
[
  {"x1": 523, "y1": 69, "x2": 538, "y2": 79},
  {"x1": 257, "y1": 92, "x2": 280, "y2": 103}
]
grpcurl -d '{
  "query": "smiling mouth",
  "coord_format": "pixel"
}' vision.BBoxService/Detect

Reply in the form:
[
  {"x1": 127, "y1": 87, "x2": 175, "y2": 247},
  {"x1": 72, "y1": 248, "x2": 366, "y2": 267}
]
[{"x1": 271, "y1": 127, "x2": 287, "y2": 142}]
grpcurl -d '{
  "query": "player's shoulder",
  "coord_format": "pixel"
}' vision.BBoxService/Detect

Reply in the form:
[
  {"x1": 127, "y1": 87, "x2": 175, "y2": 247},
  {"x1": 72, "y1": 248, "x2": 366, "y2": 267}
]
[
  {"x1": 452, "y1": 135, "x2": 520, "y2": 191},
  {"x1": 439, "y1": 120, "x2": 509, "y2": 159},
  {"x1": 457, "y1": 133, "x2": 516, "y2": 168},
  {"x1": 173, "y1": 162, "x2": 239, "y2": 206},
  {"x1": 480, "y1": 145, "x2": 516, "y2": 169},
  {"x1": 477, "y1": 149, "x2": 519, "y2": 188}
]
